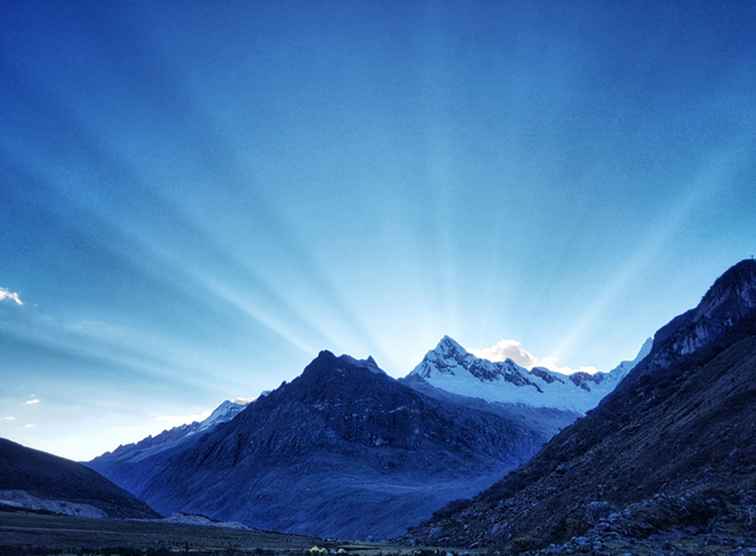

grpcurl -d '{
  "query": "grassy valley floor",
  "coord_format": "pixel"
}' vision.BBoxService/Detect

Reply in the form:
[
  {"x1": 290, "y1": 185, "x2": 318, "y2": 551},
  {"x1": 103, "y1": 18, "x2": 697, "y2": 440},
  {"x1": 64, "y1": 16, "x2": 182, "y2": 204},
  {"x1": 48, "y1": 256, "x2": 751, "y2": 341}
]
[{"x1": 0, "y1": 510, "x2": 440, "y2": 556}]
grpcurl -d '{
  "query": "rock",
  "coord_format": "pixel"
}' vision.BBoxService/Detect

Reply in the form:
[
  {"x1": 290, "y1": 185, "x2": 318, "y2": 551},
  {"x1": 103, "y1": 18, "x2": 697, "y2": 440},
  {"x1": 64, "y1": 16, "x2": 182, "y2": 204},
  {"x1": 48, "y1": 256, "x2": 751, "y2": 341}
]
[{"x1": 585, "y1": 501, "x2": 612, "y2": 524}]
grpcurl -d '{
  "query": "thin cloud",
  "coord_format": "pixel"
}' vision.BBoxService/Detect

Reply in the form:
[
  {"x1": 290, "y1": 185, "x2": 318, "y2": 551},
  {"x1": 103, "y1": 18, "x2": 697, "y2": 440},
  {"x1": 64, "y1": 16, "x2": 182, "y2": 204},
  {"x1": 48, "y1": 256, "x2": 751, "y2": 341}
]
[
  {"x1": 473, "y1": 339, "x2": 598, "y2": 375},
  {"x1": 24, "y1": 398, "x2": 41, "y2": 405},
  {"x1": 0, "y1": 287, "x2": 23, "y2": 305},
  {"x1": 1, "y1": 416, "x2": 16, "y2": 421},
  {"x1": 23, "y1": 423, "x2": 36, "y2": 429}
]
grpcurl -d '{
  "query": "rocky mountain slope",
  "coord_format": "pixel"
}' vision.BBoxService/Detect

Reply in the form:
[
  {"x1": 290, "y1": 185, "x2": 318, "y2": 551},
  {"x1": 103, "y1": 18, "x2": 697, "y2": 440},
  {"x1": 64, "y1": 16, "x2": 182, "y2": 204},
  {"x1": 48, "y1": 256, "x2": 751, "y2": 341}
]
[
  {"x1": 0, "y1": 438, "x2": 158, "y2": 519},
  {"x1": 407, "y1": 335, "x2": 651, "y2": 413},
  {"x1": 91, "y1": 352, "x2": 561, "y2": 540},
  {"x1": 405, "y1": 259, "x2": 756, "y2": 553},
  {"x1": 88, "y1": 399, "x2": 249, "y2": 491}
]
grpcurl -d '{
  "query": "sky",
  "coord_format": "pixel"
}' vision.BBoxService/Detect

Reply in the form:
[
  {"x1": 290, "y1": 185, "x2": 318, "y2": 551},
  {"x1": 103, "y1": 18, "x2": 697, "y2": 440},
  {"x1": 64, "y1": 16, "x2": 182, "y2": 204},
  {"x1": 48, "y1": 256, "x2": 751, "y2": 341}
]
[{"x1": 1, "y1": 0, "x2": 755, "y2": 461}]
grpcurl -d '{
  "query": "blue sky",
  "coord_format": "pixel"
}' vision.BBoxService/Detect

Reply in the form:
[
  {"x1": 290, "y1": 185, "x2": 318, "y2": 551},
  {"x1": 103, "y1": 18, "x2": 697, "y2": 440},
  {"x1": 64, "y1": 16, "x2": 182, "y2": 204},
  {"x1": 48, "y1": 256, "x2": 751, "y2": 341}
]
[{"x1": 1, "y1": 0, "x2": 755, "y2": 460}]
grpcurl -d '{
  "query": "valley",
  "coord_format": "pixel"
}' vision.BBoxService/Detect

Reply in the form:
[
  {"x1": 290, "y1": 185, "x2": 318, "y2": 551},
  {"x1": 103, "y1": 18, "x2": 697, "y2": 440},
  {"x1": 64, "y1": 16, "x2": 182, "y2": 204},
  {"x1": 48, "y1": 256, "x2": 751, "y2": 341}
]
[
  {"x1": 0, "y1": 510, "x2": 445, "y2": 556},
  {"x1": 2, "y1": 260, "x2": 755, "y2": 555}
]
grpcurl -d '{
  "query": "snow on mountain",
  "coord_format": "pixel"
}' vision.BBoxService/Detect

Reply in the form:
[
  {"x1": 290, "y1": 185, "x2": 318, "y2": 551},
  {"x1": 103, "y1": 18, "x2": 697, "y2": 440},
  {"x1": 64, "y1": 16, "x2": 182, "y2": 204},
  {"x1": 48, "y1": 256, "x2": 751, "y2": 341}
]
[
  {"x1": 90, "y1": 398, "x2": 251, "y2": 467},
  {"x1": 195, "y1": 399, "x2": 248, "y2": 433},
  {"x1": 407, "y1": 335, "x2": 651, "y2": 413}
]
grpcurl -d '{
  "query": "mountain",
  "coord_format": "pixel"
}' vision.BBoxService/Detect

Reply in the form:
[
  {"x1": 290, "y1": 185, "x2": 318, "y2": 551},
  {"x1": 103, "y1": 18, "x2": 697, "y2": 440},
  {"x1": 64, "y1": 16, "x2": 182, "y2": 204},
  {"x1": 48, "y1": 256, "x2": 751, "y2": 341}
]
[
  {"x1": 406, "y1": 260, "x2": 756, "y2": 553},
  {"x1": 198, "y1": 399, "x2": 251, "y2": 433},
  {"x1": 88, "y1": 399, "x2": 249, "y2": 494},
  {"x1": 0, "y1": 438, "x2": 157, "y2": 519},
  {"x1": 91, "y1": 352, "x2": 560, "y2": 540},
  {"x1": 400, "y1": 375, "x2": 580, "y2": 449},
  {"x1": 407, "y1": 335, "x2": 652, "y2": 413}
]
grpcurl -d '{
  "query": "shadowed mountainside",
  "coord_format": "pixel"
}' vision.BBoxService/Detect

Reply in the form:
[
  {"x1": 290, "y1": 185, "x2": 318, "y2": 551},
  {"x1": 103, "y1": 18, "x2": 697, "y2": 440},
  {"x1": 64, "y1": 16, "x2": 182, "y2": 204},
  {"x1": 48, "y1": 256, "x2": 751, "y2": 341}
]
[
  {"x1": 88, "y1": 399, "x2": 248, "y2": 491},
  {"x1": 90, "y1": 352, "x2": 565, "y2": 540},
  {"x1": 406, "y1": 259, "x2": 756, "y2": 553},
  {"x1": 0, "y1": 438, "x2": 158, "y2": 519}
]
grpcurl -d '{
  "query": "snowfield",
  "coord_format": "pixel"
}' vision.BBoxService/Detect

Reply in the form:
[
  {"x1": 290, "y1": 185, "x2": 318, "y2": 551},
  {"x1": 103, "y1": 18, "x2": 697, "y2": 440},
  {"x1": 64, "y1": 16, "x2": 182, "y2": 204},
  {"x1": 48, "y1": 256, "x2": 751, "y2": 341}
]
[{"x1": 408, "y1": 336, "x2": 652, "y2": 413}]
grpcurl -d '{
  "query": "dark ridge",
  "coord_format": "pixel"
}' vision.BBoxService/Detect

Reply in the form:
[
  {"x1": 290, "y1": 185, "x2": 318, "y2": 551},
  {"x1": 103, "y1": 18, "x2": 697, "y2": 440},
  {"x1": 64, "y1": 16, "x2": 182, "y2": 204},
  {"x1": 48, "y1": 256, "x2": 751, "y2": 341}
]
[
  {"x1": 0, "y1": 438, "x2": 158, "y2": 519},
  {"x1": 405, "y1": 260, "x2": 756, "y2": 552}
]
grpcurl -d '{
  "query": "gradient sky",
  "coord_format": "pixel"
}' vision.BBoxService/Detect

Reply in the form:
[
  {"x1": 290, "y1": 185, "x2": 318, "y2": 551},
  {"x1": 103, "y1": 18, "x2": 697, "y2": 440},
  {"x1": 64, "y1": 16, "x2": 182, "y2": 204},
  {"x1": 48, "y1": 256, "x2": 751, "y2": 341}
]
[{"x1": 1, "y1": 0, "x2": 755, "y2": 460}]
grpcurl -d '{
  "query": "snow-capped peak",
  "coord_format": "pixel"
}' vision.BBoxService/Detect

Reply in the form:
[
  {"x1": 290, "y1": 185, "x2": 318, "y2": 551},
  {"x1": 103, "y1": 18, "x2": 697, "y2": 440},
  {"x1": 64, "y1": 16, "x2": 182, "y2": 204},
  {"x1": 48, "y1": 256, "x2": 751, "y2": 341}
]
[
  {"x1": 91, "y1": 397, "x2": 254, "y2": 465},
  {"x1": 408, "y1": 336, "x2": 652, "y2": 413},
  {"x1": 411, "y1": 336, "x2": 537, "y2": 387},
  {"x1": 197, "y1": 399, "x2": 248, "y2": 432},
  {"x1": 436, "y1": 335, "x2": 469, "y2": 357}
]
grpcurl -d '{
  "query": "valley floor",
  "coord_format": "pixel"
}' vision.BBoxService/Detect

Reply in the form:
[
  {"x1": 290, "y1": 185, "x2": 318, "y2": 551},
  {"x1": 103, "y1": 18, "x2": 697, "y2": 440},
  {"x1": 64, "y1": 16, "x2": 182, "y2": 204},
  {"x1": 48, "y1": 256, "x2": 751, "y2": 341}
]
[
  {"x1": 4, "y1": 508, "x2": 755, "y2": 556},
  {"x1": 0, "y1": 510, "x2": 442, "y2": 556},
  {"x1": 0, "y1": 510, "x2": 319, "y2": 554}
]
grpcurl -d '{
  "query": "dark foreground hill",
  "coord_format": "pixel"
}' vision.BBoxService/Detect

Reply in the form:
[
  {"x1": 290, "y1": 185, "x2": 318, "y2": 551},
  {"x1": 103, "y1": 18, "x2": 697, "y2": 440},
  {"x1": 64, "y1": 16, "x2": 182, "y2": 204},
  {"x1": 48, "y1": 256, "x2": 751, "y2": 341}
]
[
  {"x1": 0, "y1": 438, "x2": 157, "y2": 519},
  {"x1": 92, "y1": 352, "x2": 570, "y2": 539},
  {"x1": 406, "y1": 259, "x2": 756, "y2": 553}
]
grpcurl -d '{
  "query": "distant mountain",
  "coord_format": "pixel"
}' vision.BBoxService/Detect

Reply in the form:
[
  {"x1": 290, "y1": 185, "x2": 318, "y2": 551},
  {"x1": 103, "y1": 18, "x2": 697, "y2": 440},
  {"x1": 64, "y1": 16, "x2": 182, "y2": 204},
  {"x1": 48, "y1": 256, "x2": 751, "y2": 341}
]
[
  {"x1": 400, "y1": 374, "x2": 579, "y2": 444},
  {"x1": 406, "y1": 260, "x2": 756, "y2": 553},
  {"x1": 0, "y1": 438, "x2": 157, "y2": 519},
  {"x1": 198, "y1": 399, "x2": 252, "y2": 433},
  {"x1": 407, "y1": 335, "x2": 651, "y2": 413},
  {"x1": 90, "y1": 352, "x2": 561, "y2": 540},
  {"x1": 89, "y1": 399, "x2": 249, "y2": 493}
]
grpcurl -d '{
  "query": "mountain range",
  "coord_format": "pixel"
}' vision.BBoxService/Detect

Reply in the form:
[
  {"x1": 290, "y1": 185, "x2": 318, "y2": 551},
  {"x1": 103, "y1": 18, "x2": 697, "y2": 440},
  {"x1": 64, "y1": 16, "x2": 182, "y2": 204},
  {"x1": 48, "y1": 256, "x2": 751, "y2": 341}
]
[
  {"x1": 406, "y1": 335, "x2": 652, "y2": 413},
  {"x1": 85, "y1": 325, "x2": 651, "y2": 539},
  {"x1": 89, "y1": 353, "x2": 567, "y2": 539},
  {"x1": 88, "y1": 398, "x2": 250, "y2": 492},
  {"x1": 406, "y1": 259, "x2": 756, "y2": 553},
  {"x1": 4, "y1": 259, "x2": 753, "y2": 552}
]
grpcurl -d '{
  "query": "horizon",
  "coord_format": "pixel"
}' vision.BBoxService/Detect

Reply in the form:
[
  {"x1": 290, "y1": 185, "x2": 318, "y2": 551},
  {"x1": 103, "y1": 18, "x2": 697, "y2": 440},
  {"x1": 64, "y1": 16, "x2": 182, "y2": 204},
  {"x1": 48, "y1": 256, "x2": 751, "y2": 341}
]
[{"x1": 2, "y1": 0, "x2": 756, "y2": 461}]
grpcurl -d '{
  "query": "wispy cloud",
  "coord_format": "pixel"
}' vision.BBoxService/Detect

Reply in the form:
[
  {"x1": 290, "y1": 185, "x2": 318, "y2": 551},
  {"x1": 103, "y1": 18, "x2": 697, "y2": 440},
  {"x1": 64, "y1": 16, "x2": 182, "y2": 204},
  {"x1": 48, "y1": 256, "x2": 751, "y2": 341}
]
[
  {"x1": 65, "y1": 319, "x2": 129, "y2": 339},
  {"x1": 24, "y1": 398, "x2": 41, "y2": 405},
  {"x1": 23, "y1": 423, "x2": 36, "y2": 429},
  {"x1": 1, "y1": 416, "x2": 16, "y2": 422},
  {"x1": 474, "y1": 339, "x2": 598, "y2": 375},
  {"x1": 0, "y1": 287, "x2": 23, "y2": 305}
]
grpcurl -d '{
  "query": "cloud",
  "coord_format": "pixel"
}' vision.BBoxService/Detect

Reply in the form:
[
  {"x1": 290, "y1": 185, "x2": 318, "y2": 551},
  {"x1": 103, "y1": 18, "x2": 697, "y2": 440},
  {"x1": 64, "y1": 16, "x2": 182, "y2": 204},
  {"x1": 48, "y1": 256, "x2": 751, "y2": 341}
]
[
  {"x1": 0, "y1": 287, "x2": 23, "y2": 305},
  {"x1": 474, "y1": 339, "x2": 540, "y2": 368},
  {"x1": 66, "y1": 319, "x2": 128, "y2": 339},
  {"x1": 473, "y1": 339, "x2": 599, "y2": 375},
  {"x1": 1, "y1": 416, "x2": 16, "y2": 422},
  {"x1": 23, "y1": 423, "x2": 36, "y2": 429},
  {"x1": 24, "y1": 398, "x2": 40, "y2": 405}
]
